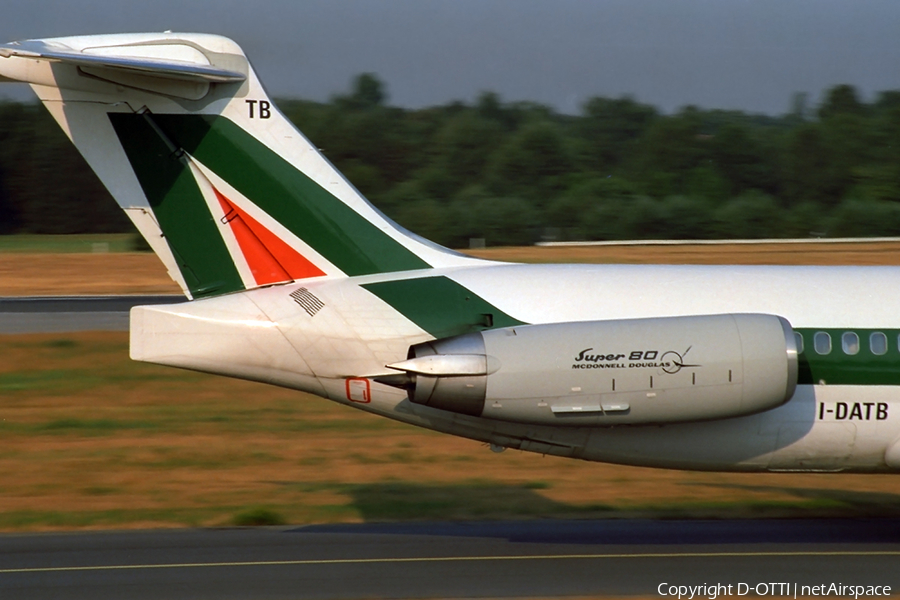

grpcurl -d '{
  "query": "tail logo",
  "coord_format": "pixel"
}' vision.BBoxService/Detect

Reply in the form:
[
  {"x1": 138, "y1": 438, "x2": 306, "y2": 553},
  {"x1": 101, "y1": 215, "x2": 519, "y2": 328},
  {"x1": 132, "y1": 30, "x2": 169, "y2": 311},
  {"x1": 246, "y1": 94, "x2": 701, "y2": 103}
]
[{"x1": 187, "y1": 156, "x2": 328, "y2": 288}]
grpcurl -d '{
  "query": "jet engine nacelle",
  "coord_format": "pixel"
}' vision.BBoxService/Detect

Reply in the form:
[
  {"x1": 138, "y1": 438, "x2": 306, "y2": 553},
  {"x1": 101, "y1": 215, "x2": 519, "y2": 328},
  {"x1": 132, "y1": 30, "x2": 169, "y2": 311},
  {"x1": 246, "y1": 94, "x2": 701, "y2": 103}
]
[{"x1": 385, "y1": 314, "x2": 798, "y2": 426}]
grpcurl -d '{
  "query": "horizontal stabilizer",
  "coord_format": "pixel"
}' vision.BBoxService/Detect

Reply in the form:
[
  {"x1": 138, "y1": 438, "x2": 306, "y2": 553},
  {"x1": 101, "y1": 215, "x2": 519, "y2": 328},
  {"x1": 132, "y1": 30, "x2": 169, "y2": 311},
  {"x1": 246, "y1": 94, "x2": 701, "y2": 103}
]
[{"x1": 0, "y1": 39, "x2": 246, "y2": 83}]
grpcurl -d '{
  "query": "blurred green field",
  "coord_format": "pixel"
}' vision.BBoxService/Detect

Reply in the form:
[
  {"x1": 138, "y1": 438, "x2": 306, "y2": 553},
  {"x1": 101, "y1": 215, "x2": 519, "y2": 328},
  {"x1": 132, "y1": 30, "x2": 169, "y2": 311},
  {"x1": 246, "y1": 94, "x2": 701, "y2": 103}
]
[
  {"x1": 2, "y1": 332, "x2": 900, "y2": 531},
  {"x1": 0, "y1": 233, "x2": 140, "y2": 254}
]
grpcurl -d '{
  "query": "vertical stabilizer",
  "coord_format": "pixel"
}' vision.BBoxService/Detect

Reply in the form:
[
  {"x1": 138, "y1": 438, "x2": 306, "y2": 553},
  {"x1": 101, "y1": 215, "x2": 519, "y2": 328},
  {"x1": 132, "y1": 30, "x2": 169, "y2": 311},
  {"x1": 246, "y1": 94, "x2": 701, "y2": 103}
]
[{"x1": 0, "y1": 33, "x2": 478, "y2": 299}]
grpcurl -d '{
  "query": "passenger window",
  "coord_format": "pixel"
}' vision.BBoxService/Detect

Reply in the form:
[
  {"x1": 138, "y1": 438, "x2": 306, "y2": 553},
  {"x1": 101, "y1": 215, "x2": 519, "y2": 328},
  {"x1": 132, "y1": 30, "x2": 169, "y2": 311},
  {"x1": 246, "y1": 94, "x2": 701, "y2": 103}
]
[
  {"x1": 814, "y1": 332, "x2": 831, "y2": 355},
  {"x1": 794, "y1": 332, "x2": 804, "y2": 353},
  {"x1": 841, "y1": 332, "x2": 859, "y2": 355},
  {"x1": 870, "y1": 332, "x2": 887, "y2": 355}
]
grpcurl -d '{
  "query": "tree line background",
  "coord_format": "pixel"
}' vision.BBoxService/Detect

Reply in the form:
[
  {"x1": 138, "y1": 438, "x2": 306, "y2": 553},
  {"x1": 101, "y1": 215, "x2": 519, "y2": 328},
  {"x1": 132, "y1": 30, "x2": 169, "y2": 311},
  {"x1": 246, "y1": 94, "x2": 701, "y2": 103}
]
[{"x1": 3, "y1": 76, "x2": 900, "y2": 247}]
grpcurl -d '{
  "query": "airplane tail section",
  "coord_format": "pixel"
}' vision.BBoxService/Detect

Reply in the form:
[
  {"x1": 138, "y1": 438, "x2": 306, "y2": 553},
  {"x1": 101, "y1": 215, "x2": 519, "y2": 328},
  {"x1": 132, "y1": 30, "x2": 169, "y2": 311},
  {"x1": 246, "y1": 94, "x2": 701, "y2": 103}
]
[{"x1": 0, "y1": 33, "x2": 474, "y2": 298}]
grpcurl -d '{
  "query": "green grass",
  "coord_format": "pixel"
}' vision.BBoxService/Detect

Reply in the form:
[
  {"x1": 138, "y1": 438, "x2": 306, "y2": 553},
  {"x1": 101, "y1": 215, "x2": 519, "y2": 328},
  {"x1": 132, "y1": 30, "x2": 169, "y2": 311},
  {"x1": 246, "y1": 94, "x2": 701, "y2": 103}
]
[
  {"x1": 0, "y1": 508, "x2": 228, "y2": 529},
  {"x1": 232, "y1": 507, "x2": 286, "y2": 526},
  {"x1": 0, "y1": 369, "x2": 104, "y2": 392},
  {"x1": 0, "y1": 418, "x2": 161, "y2": 436},
  {"x1": 82, "y1": 486, "x2": 119, "y2": 496},
  {"x1": 42, "y1": 339, "x2": 79, "y2": 349},
  {"x1": 336, "y1": 481, "x2": 606, "y2": 521},
  {"x1": 0, "y1": 233, "x2": 143, "y2": 253}
]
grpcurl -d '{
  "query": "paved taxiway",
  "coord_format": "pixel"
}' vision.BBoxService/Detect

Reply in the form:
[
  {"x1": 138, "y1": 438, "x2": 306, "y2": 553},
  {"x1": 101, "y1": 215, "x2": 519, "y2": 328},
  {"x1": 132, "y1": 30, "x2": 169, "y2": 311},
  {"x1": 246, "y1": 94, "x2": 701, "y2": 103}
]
[
  {"x1": 1, "y1": 520, "x2": 898, "y2": 599},
  {"x1": 0, "y1": 295, "x2": 185, "y2": 333}
]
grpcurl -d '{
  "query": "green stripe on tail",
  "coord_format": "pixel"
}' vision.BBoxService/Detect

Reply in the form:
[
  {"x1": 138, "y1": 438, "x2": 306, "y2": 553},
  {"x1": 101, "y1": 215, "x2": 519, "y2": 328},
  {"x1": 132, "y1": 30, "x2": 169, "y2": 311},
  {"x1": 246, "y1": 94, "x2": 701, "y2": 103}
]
[
  {"x1": 363, "y1": 276, "x2": 525, "y2": 339},
  {"x1": 110, "y1": 113, "x2": 431, "y2": 297},
  {"x1": 109, "y1": 114, "x2": 244, "y2": 298}
]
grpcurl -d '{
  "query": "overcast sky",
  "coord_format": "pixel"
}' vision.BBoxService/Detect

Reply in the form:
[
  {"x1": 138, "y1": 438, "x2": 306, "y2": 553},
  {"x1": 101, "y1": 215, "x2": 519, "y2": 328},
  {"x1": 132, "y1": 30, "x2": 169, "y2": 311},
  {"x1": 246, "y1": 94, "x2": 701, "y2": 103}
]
[{"x1": 3, "y1": 0, "x2": 900, "y2": 115}]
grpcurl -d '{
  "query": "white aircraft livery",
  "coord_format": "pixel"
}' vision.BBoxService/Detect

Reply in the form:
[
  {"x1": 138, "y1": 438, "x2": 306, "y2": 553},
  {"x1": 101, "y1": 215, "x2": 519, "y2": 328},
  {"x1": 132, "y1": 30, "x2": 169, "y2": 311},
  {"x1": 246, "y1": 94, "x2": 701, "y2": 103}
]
[{"x1": 2, "y1": 32, "x2": 898, "y2": 472}]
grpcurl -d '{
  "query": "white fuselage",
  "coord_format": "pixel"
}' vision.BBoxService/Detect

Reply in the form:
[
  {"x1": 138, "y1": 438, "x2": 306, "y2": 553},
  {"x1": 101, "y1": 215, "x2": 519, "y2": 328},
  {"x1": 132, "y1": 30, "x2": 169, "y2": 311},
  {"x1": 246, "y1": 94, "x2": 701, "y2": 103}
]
[{"x1": 131, "y1": 262, "x2": 900, "y2": 473}]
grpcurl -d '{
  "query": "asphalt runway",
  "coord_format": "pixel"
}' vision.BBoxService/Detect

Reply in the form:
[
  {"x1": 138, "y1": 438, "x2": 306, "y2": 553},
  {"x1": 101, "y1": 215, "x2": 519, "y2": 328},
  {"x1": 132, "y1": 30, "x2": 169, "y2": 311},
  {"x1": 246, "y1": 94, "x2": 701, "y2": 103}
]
[
  {"x1": 1, "y1": 519, "x2": 899, "y2": 599},
  {"x1": 0, "y1": 295, "x2": 185, "y2": 333}
]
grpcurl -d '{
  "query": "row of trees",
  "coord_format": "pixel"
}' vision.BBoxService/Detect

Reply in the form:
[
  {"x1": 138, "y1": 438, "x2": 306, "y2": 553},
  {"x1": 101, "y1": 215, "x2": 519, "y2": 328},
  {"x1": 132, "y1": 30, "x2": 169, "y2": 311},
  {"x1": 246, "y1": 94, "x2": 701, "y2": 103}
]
[
  {"x1": 3, "y1": 77, "x2": 900, "y2": 246},
  {"x1": 0, "y1": 102, "x2": 129, "y2": 235}
]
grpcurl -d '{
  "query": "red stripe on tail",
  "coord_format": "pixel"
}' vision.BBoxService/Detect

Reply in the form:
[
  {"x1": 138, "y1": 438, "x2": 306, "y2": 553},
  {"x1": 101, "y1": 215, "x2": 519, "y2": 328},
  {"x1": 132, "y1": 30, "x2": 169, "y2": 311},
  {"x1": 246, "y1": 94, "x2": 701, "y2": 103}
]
[{"x1": 216, "y1": 188, "x2": 326, "y2": 285}]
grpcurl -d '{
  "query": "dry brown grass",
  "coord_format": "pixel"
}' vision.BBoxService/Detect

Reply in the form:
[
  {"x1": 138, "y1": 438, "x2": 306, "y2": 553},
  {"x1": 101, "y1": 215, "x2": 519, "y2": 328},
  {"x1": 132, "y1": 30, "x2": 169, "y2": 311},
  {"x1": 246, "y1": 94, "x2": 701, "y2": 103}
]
[
  {"x1": 466, "y1": 240, "x2": 900, "y2": 266},
  {"x1": 4, "y1": 241, "x2": 900, "y2": 296},
  {"x1": 0, "y1": 252, "x2": 181, "y2": 296}
]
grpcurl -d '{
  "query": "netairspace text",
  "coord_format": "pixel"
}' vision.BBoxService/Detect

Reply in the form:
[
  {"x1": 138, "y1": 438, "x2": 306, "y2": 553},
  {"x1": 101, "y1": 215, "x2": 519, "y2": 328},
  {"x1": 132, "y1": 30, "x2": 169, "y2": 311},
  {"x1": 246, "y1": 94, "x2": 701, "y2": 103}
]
[{"x1": 658, "y1": 583, "x2": 892, "y2": 599}]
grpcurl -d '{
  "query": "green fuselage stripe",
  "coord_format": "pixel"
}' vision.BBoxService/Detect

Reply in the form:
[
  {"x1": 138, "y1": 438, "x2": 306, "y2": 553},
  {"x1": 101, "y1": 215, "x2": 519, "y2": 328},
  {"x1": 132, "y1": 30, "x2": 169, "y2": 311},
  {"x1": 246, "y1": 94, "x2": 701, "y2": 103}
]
[
  {"x1": 794, "y1": 328, "x2": 900, "y2": 385},
  {"x1": 362, "y1": 276, "x2": 526, "y2": 339},
  {"x1": 795, "y1": 328, "x2": 900, "y2": 386}
]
